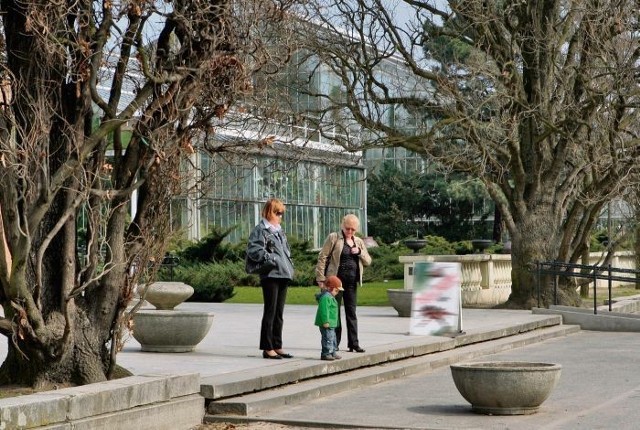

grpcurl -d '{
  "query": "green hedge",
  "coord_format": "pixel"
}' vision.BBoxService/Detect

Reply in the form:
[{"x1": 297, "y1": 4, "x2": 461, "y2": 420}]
[
  {"x1": 159, "y1": 229, "x2": 624, "y2": 302},
  {"x1": 157, "y1": 232, "x2": 437, "y2": 302},
  {"x1": 159, "y1": 262, "x2": 245, "y2": 302}
]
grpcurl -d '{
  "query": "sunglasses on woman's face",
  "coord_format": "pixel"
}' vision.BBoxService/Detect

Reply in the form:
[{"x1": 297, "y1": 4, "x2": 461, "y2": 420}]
[{"x1": 275, "y1": 211, "x2": 284, "y2": 217}]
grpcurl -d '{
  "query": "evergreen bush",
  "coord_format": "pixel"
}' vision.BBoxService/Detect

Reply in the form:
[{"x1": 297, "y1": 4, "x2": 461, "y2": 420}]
[
  {"x1": 420, "y1": 235, "x2": 456, "y2": 255},
  {"x1": 365, "y1": 245, "x2": 405, "y2": 281},
  {"x1": 163, "y1": 262, "x2": 246, "y2": 302}
]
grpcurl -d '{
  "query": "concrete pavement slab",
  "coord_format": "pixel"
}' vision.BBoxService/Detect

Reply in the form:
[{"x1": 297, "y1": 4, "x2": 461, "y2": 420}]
[
  {"x1": 0, "y1": 301, "x2": 573, "y2": 430},
  {"x1": 116, "y1": 303, "x2": 559, "y2": 378},
  {"x1": 254, "y1": 331, "x2": 640, "y2": 430}
]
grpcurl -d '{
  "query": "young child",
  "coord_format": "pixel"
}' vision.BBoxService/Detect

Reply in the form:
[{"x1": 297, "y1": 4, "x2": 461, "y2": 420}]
[{"x1": 314, "y1": 275, "x2": 343, "y2": 361}]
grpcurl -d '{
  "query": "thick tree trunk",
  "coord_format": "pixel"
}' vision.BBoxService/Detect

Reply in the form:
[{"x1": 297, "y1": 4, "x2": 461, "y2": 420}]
[
  {"x1": 0, "y1": 204, "x2": 129, "y2": 387},
  {"x1": 0, "y1": 0, "x2": 274, "y2": 390},
  {"x1": 507, "y1": 208, "x2": 582, "y2": 308},
  {"x1": 0, "y1": 306, "x2": 112, "y2": 388}
]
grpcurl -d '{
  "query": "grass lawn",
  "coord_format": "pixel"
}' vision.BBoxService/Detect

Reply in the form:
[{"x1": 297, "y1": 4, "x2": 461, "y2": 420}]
[
  {"x1": 226, "y1": 279, "x2": 404, "y2": 306},
  {"x1": 580, "y1": 285, "x2": 640, "y2": 308},
  {"x1": 227, "y1": 280, "x2": 640, "y2": 308}
]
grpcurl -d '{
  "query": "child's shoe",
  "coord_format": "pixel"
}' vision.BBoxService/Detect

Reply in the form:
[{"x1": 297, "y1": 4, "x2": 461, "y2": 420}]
[{"x1": 321, "y1": 355, "x2": 335, "y2": 361}]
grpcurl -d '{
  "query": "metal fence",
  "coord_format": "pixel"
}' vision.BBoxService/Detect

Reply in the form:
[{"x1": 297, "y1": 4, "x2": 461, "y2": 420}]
[{"x1": 536, "y1": 260, "x2": 640, "y2": 314}]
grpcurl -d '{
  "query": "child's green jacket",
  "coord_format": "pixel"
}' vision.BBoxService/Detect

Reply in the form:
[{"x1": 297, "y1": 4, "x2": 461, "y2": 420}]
[{"x1": 314, "y1": 291, "x2": 338, "y2": 328}]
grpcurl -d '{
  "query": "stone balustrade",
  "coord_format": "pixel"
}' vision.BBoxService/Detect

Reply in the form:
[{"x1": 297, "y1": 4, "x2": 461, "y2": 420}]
[
  {"x1": 399, "y1": 252, "x2": 637, "y2": 307},
  {"x1": 585, "y1": 251, "x2": 637, "y2": 288}
]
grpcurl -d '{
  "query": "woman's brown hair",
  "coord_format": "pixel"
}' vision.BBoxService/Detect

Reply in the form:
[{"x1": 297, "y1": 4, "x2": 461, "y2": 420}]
[{"x1": 261, "y1": 198, "x2": 285, "y2": 219}]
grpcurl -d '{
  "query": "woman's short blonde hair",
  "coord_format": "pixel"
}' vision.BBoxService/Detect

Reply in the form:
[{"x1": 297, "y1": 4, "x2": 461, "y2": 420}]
[
  {"x1": 342, "y1": 214, "x2": 360, "y2": 230},
  {"x1": 262, "y1": 198, "x2": 285, "y2": 219}
]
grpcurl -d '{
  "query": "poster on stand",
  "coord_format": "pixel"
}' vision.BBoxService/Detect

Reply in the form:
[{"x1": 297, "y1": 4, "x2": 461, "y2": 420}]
[{"x1": 409, "y1": 261, "x2": 462, "y2": 336}]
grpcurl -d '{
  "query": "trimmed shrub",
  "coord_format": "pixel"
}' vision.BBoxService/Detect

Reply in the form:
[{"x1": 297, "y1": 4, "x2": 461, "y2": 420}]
[
  {"x1": 420, "y1": 235, "x2": 456, "y2": 255},
  {"x1": 160, "y1": 262, "x2": 247, "y2": 302},
  {"x1": 453, "y1": 240, "x2": 474, "y2": 255},
  {"x1": 363, "y1": 244, "x2": 405, "y2": 282},
  {"x1": 177, "y1": 227, "x2": 245, "y2": 263},
  {"x1": 290, "y1": 258, "x2": 317, "y2": 286}
]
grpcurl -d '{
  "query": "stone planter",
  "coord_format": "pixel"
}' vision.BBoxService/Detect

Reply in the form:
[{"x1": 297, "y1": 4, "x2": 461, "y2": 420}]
[
  {"x1": 387, "y1": 289, "x2": 412, "y2": 317},
  {"x1": 131, "y1": 281, "x2": 214, "y2": 352},
  {"x1": 143, "y1": 281, "x2": 194, "y2": 310},
  {"x1": 132, "y1": 310, "x2": 214, "y2": 352},
  {"x1": 450, "y1": 361, "x2": 562, "y2": 415},
  {"x1": 403, "y1": 239, "x2": 427, "y2": 253},
  {"x1": 471, "y1": 239, "x2": 493, "y2": 253}
]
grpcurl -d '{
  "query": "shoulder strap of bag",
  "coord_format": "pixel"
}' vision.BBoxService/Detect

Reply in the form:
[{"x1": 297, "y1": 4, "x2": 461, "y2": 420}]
[
  {"x1": 324, "y1": 233, "x2": 338, "y2": 275},
  {"x1": 329, "y1": 232, "x2": 338, "y2": 254}
]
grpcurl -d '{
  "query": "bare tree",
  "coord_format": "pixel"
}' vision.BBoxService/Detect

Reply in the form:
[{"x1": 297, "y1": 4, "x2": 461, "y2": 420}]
[
  {"x1": 0, "y1": 0, "x2": 299, "y2": 388},
  {"x1": 300, "y1": 0, "x2": 640, "y2": 307}
]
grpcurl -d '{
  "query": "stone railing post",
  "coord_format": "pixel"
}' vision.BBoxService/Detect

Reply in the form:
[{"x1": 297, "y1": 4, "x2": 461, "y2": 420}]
[{"x1": 479, "y1": 257, "x2": 494, "y2": 289}]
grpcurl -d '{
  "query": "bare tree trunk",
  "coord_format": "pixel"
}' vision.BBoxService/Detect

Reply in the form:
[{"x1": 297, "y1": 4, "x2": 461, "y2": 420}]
[
  {"x1": 0, "y1": 306, "x2": 114, "y2": 387},
  {"x1": 508, "y1": 208, "x2": 582, "y2": 308},
  {"x1": 0, "y1": 0, "x2": 297, "y2": 387}
]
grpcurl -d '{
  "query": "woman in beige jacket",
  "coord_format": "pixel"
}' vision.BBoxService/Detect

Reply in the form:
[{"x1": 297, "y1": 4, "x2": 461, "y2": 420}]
[{"x1": 315, "y1": 214, "x2": 372, "y2": 352}]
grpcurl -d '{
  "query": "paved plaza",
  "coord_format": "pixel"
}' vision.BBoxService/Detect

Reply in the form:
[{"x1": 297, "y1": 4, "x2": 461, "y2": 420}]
[
  {"x1": 2, "y1": 302, "x2": 640, "y2": 429},
  {"x1": 121, "y1": 302, "x2": 640, "y2": 429}
]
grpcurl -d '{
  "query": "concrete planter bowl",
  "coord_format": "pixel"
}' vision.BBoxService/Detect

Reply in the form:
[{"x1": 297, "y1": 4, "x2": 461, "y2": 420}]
[
  {"x1": 471, "y1": 239, "x2": 493, "y2": 253},
  {"x1": 132, "y1": 310, "x2": 214, "y2": 352},
  {"x1": 403, "y1": 239, "x2": 427, "y2": 253},
  {"x1": 387, "y1": 289, "x2": 412, "y2": 317},
  {"x1": 143, "y1": 281, "x2": 194, "y2": 310},
  {"x1": 450, "y1": 361, "x2": 562, "y2": 415},
  {"x1": 132, "y1": 281, "x2": 215, "y2": 352}
]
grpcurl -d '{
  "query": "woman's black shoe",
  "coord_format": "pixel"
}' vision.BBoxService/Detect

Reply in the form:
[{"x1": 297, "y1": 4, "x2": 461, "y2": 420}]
[
  {"x1": 276, "y1": 352, "x2": 294, "y2": 358},
  {"x1": 263, "y1": 351, "x2": 282, "y2": 359},
  {"x1": 348, "y1": 346, "x2": 365, "y2": 353}
]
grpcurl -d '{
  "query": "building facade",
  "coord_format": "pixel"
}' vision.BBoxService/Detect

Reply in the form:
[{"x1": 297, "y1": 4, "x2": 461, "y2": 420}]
[{"x1": 170, "y1": 142, "x2": 366, "y2": 248}]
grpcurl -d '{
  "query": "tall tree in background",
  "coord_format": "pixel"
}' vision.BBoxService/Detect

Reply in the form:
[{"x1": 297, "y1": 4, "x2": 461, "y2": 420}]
[
  {"x1": 301, "y1": 1, "x2": 640, "y2": 307},
  {"x1": 0, "y1": 1, "x2": 297, "y2": 388},
  {"x1": 368, "y1": 162, "x2": 491, "y2": 243}
]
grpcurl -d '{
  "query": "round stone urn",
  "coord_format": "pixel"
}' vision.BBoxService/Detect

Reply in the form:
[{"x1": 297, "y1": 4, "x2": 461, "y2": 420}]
[
  {"x1": 404, "y1": 239, "x2": 427, "y2": 254},
  {"x1": 132, "y1": 281, "x2": 214, "y2": 352},
  {"x1": 471, "y1": 239, "x2": 493, "y2": 253},
  {"x1": 387, "y1": 289, "x2": 412, "y2": 317},
  {"x1": 450, "y1": 361, "x2": 562, "y2": 415},
  {"x1": 143, "y1": 281, "x2": 194, "y2": 310},
  {"x1": 132, "y1": 310, "x2": 214, "y2": 352}
]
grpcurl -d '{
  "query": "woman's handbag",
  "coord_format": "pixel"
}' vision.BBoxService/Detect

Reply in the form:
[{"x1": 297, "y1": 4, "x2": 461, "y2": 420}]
[
  {"x1": 245, "y1": 235, "x2": 277, "y2": 275},
  {"x1": 245, "y1": 254, "x2": 276, "y2": 275}
]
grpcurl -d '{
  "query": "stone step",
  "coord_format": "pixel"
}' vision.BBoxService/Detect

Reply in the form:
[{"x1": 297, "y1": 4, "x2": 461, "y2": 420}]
[
  {"x1": 206, "y1": 324, "x2": 579, "y2": 416},
  {"x1": 534, "y1": 306, "x2": 640, "y2": 331},
  {"x1": 199, "y1": 315, "x2": 562, "y2": 401},
  {"x1": 0, "y1": 374, "x2": 203, "y2": 430}
]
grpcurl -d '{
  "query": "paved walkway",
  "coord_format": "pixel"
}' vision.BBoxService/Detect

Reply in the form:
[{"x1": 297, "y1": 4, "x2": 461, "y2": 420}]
[
  {"x1": 119, "y1": 302, "x2": 640, "y2": 430},
  {"x1": 4, "y1": 302, "x2": 639, "y2": 429},
  {"x1": 260, "y1": 330, "x2": 640, "y2": 429},
  {"x1": 117, "y1": 302, "x2": 552, "y2": 377}
]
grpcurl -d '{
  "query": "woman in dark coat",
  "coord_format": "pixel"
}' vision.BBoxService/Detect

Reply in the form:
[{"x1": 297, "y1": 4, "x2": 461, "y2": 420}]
[{"x1": 246, "y1": 198, "x2": 295, "y2": 359}]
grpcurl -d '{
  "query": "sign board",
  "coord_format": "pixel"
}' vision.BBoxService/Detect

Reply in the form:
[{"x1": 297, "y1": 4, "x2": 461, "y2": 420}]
[{"x1": 409, "y1": 261, "x2": 462, "y2": 336}]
